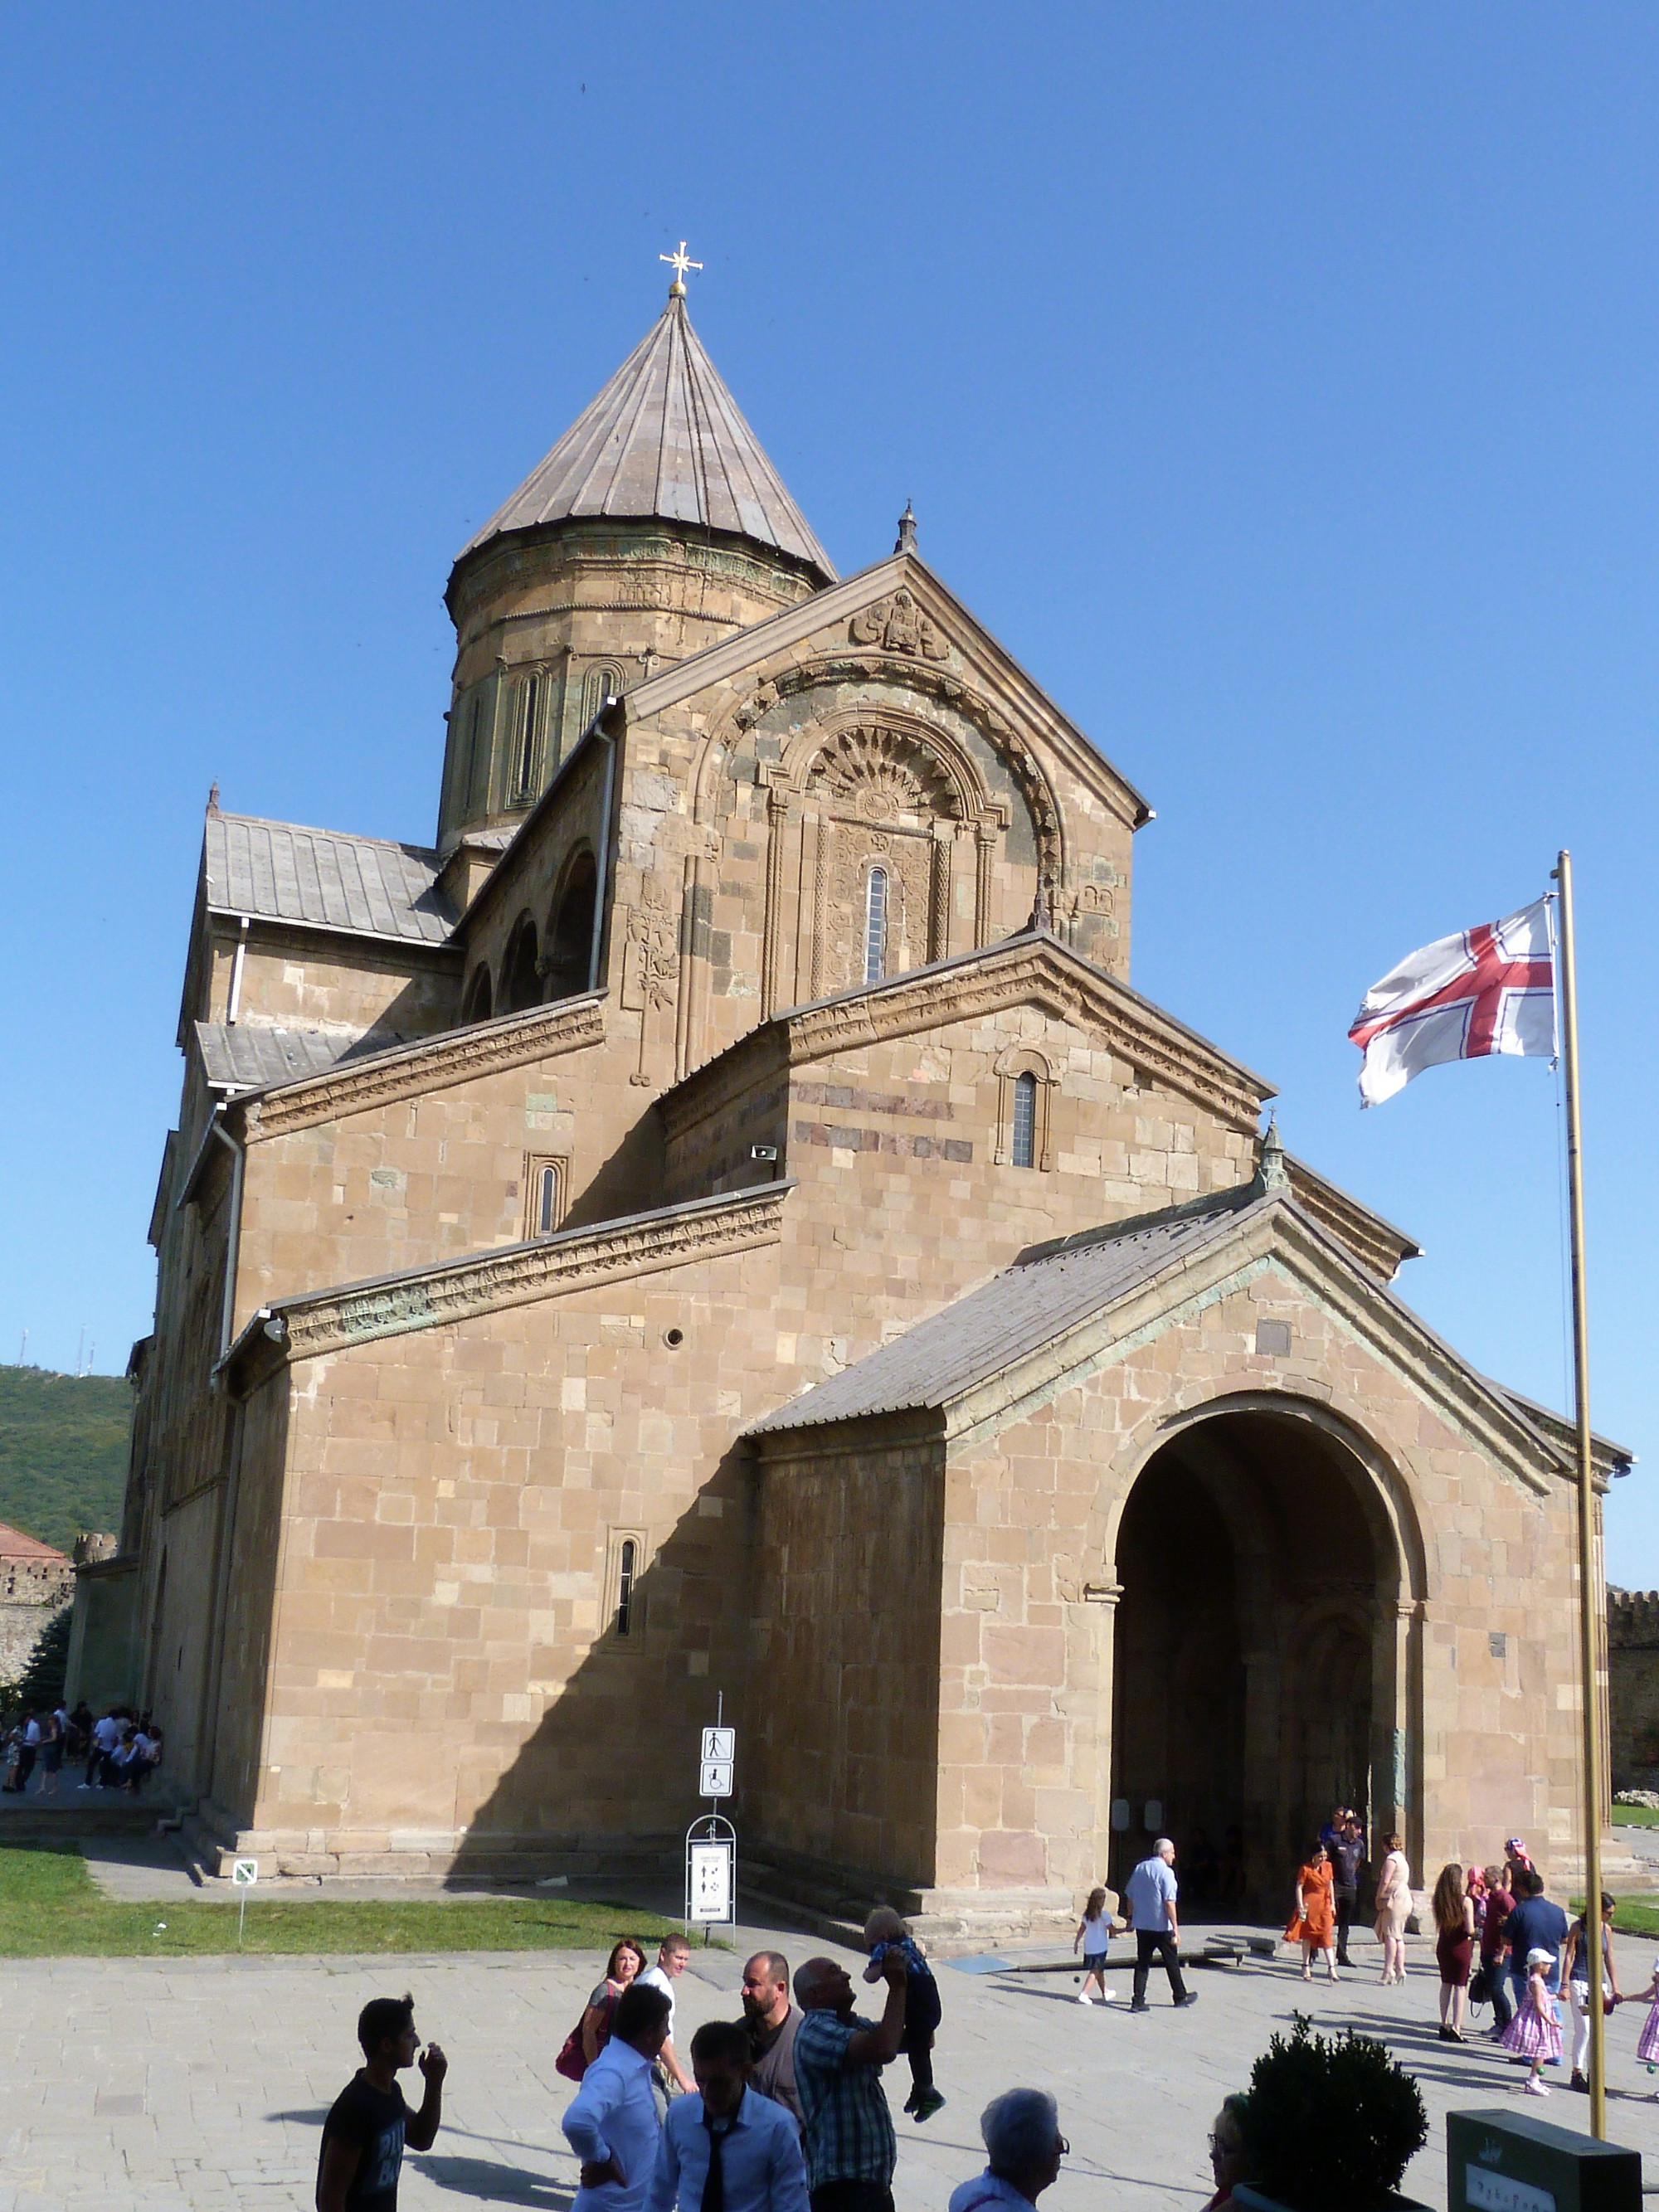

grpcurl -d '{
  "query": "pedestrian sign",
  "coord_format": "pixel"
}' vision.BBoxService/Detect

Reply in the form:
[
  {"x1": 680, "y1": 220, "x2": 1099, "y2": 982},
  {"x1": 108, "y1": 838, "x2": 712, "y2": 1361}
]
[{"x1": 701, "y1": 1726, "x2": 735, "y2": 1765}]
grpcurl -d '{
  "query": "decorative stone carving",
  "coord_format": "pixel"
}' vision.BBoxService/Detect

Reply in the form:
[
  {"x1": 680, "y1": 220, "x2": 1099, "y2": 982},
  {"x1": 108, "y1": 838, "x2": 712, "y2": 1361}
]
[
  {"x1": 849, "y1": 589, "x2": 950, "y2": 661},
  {"x1": 622, "y1": 878, "x2": 682, "y2": 1084},
  {"x1": 258, "y1": 1185, "x2": 793, "y2": 1364},
  {"x1": 806, "y1": 726, "x2": 960, "y2": 820},
  {"x1": 244, "y1": 998, "x2": 606, "y2": 1142}
]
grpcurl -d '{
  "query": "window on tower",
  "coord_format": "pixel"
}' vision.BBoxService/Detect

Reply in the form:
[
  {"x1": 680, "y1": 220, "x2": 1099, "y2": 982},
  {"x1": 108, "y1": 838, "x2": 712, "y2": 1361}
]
[
  {"x1": 864, "y1": 866, "x2": 888, "y2": 984},
  {"x1": 581, "y1": 664, "x2": 624, "y2": 729},
  {"x1": 513, "y1": 673, "x2": 541, "y2": 799},
  {"x1": 1010, "y1": 1072, "x2": 1038, "y2": 1169}
]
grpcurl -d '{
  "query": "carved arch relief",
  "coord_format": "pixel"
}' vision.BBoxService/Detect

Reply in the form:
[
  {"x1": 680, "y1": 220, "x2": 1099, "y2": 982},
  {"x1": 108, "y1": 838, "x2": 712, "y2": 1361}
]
[{"x1": 758, "y1": 717, "x2": 1012, "y2": 1016}]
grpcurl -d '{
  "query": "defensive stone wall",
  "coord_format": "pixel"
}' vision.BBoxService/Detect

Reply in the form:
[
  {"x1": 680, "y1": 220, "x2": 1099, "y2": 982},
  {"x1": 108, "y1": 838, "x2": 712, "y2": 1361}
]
[
  {"x1": 0, "y1": 1548, "x2": 74, "y2": 1688},
  {"x1": 1608, "y1": 1587, "x2": 1659, "y2": 1785}
]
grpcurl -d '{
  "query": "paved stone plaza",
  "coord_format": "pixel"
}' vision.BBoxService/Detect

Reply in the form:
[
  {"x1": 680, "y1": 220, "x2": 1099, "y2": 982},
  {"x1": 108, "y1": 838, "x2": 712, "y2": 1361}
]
[{"x1": 3, "y1": 1908, "x2": 1658, "y2": 2210}]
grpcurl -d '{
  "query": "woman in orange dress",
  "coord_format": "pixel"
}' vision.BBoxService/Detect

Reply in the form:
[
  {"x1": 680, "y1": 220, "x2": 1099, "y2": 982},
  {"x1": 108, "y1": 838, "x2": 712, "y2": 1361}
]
[{"x1": 1285, "y1": 1840, "x2": 1339, "y2": 1981}]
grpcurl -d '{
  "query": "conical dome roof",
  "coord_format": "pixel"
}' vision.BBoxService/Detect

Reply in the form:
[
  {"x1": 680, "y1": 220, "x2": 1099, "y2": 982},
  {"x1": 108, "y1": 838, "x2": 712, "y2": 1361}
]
[{"x1": 460, "y1": 294, "x2": 836, "y2": 583}]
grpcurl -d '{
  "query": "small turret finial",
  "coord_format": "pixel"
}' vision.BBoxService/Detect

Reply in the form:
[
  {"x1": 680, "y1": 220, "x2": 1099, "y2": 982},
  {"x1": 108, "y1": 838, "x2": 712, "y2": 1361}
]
[
  {"x1": 1257, "y1": 1112, "x2": 1290, "y2": 1192},
  {"x1": 660, "y1": 241, "x2": 703, "y2": 299},
  {"x1": 1025, "y1": 879, "x2": 1053, "y2": 936},
  {"x1": 895, "y1": 502, "x2": 917, "y2": 555},
  {"x1": 207, "y1": 781, "x2": 221, "y2": 815}
]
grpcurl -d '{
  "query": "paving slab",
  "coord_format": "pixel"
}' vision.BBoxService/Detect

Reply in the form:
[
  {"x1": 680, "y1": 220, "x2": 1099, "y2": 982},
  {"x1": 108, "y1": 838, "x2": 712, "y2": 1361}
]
[{"x1": 2, "y1": 1921, "x2": 1657, "y2": 2209}]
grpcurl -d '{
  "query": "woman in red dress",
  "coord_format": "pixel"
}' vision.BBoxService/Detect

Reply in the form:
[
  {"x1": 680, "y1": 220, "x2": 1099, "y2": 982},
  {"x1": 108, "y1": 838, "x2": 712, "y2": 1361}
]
[
  {"x1": 1285, "y1": 1840, "x2": 1338, "y2": 1981},
  {"x1": 1433, "y1": 1863, "x2": 1477, "y2": 2041}
]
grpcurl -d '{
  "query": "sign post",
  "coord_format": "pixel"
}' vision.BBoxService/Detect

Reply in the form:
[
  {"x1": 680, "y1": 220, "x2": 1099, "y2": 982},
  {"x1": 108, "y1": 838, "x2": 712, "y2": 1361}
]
[
  {"x1": 685, "y1": 1699, "x2": 737, "y2": 1945},
  {"x1": 232, "y1": 1857, "x2": 258, "y2": 1947}
]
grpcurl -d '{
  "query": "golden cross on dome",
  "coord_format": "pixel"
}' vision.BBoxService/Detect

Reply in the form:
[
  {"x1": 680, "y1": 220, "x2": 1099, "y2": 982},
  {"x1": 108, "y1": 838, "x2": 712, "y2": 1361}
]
[{"x1": 660, "y1": 241, "x2": 703, "y2": 298}]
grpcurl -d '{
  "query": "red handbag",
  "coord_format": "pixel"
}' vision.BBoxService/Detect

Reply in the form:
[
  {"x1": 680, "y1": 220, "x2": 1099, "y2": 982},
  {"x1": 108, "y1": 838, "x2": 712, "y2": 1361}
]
[{"x1": 557, "y1": 1988, "x2": 617, "y2": 2082}]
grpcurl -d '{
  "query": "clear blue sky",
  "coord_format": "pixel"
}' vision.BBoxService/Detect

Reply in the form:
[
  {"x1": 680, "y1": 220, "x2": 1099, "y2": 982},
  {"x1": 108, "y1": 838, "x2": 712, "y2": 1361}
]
[{"x1": 4, "y1": 7, "x2": 1657, "y2": 1575}]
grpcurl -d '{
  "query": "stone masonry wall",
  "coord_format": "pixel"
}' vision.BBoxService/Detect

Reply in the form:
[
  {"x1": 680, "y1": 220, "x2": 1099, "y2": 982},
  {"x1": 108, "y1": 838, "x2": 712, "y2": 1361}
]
[
  {"x1": 1608, "y1": 1588, "x2": 1659, "y2": 1783},
  {"x1": 0, "y1": 1553, "x2": 74, "y2": 1687}
]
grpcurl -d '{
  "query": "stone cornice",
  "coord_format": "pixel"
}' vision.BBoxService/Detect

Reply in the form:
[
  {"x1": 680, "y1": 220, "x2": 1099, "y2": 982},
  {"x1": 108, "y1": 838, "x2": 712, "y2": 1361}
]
[
  {"x1": 1284, "y1": 1155, "x2": 1420, "y2": 1281},
  {"x1": 226, "y1": 1182, "x2": 793, "y2": 1387},
  {"x1": 239, "y1": 995, "x2": 606, "y2": 1140},
  {"x1": 940, "y1": 1198, "x2": 1574, "y2": 1499},
  {"x1": 625, "y1": 552, "x2": 1152, "y2": 833},
  {"x1": 658, "y1": 933, "x2": 1272, "y2": 1145}
]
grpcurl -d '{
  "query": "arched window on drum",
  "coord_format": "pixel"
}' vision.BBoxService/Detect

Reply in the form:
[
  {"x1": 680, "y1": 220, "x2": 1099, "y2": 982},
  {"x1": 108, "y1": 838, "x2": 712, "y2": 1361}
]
[
  {"x1": 1010, "y1": 1072, "x2": 1039, "y2": 1169},
  {"x1": 864, "y1": 866, "x2": 888, "y2": 984}
]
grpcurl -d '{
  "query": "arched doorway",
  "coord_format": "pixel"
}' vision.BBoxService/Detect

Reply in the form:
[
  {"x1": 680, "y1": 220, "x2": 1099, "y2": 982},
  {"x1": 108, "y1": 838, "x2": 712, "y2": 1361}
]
[{"x1": 1108, "y1": 1401, "x2": 1413, "y2": 1913}]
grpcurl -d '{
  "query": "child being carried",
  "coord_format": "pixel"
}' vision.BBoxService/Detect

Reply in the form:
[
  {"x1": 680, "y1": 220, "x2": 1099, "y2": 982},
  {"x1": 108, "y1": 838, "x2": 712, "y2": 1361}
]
[{"x1": 863, "y1": 1907, "x2": 944, "y2": 2122}]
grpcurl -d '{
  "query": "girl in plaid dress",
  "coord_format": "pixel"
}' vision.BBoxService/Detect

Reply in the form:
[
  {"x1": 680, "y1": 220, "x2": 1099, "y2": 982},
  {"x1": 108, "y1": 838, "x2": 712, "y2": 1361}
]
[
  {"x1": 1502, "y1": 1947, "x2": 1564, "y2": 2094},
  {"x1": 1633, "y1": 1955, "x2": 1659, "y2": 2082}
]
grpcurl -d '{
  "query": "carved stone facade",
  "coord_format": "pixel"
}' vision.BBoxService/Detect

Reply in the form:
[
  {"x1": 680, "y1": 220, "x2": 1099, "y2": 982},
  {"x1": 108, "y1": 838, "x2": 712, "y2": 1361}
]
[{"x1": 105, "y1": 282, "x2": 1625, "y2": 1926}]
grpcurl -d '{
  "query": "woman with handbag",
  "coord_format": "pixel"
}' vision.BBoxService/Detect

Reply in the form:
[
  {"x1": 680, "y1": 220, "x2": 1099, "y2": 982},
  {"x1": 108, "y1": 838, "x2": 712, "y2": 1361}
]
[
  {"x1": 1564, "y1": 1893, "x2": 1623, "y2": 2094},
  {"x1": 557, "y1": 1937, "x2": 648, "y2": 2081}
]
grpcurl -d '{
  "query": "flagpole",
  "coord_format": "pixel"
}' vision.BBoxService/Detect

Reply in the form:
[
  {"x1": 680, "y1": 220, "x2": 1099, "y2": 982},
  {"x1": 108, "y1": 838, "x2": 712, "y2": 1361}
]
[{"x1": 1554, "y1": 847, "x2": 1606, "y2": 2137}]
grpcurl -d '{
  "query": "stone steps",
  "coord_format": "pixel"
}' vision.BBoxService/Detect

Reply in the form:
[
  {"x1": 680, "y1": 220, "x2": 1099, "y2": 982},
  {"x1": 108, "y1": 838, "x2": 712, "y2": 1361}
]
[{"x1": 0, "y1": 1796, "x2": 161, "y2": 1843}]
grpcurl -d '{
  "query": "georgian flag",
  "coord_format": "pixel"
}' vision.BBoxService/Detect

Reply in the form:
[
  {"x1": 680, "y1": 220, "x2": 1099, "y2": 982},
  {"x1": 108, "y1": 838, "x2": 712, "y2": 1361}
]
[{"x1": 1348, "y1": 898, "x2": 1555, "y2": 1107}]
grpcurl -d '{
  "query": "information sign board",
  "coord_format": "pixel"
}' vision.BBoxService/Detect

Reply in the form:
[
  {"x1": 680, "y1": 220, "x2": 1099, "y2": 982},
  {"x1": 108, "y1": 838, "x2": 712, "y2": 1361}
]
[
  {"x1": 688, "y1": 1840, "x2": 733, "y2": 1923},
  {"x1": 701, "y1": 1726, "x2": 735, "y2": 1765}
]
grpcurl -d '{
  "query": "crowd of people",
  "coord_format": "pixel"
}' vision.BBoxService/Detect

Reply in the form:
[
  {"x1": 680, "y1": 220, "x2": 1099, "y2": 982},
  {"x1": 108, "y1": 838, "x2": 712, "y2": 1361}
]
[
  {"x1": 307, "y1": 1817, "x2": 1659, "y2": 2212},
  {"x1": 0, "y1": 1699, "x2": 163, "y2": 1796},
  {"x1": 315, "y1": 1916, "x2": 1068, "y2": 2212}
]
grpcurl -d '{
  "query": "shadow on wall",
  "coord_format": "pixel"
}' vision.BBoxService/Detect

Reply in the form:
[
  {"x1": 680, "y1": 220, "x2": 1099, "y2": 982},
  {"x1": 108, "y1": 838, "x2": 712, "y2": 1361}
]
[{"x1": 445, "y1": 1445, "x2": 759, "y2": 1889}]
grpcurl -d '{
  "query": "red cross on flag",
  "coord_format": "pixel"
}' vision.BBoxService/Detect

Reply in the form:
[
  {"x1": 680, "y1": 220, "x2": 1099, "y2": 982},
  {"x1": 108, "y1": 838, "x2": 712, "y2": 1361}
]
[{"x1": 1348, "y1": 897, "x2": 1555, "y2": 1106}]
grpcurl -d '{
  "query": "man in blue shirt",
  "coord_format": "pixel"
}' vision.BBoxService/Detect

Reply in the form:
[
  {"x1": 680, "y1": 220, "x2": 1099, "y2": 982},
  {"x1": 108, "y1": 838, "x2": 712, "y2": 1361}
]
[
  {"x1": 564, "y1": 1983, "x2": 673, "y2": 2212},
  {"x1": 791, "y1": 1952, "x2": 907, "y2": 2212},
  {"x1": 1505, "y1": 1868, "x2": 1570, "y2": 2025},
  {"x1": 1123, "y1": 1840, "x2": 1199, "y2": 2013},
  {"x1": 645, "y1": 2020, "x2": 810, "y2": 2212}
]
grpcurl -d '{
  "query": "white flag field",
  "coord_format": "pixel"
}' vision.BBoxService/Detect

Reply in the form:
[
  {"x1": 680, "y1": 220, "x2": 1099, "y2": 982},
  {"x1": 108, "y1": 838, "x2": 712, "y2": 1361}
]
[{"x1": 1347, "y1": 897, "x2": 1555, "y2": 1106}]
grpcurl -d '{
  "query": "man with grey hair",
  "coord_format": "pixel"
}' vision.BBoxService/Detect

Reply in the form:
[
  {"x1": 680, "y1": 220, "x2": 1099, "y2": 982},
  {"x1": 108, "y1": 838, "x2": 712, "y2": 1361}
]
[
  {"x1": 1123, "y1": 1839, "x2": 1197, "y2": 2012},
  {"x1": 946, "y1": 2090, "x2": 1068, "y2": 2210}
]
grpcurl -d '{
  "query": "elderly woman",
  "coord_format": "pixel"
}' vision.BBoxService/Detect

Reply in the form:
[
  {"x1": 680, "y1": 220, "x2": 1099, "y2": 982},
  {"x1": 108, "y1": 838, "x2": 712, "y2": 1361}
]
[
  {"x1": 948, "y1": 2088, "x2": 1068, "y2": 2211},
  {"x1": 1204, "y1": 2096, "x2": 1251, "y2": 2211}
]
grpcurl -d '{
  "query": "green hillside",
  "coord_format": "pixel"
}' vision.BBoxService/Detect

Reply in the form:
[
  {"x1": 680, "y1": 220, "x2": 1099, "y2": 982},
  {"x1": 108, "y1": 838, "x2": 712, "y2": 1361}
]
[{"x1": 0, "y1": 1367, "x2": 130, "y2": 1555}]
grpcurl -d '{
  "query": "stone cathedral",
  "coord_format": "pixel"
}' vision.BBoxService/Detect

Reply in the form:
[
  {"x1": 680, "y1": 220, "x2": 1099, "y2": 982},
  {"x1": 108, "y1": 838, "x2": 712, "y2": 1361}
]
[{"x1": 86, "y1": 269, "x2": 1624, "y2": 1934}]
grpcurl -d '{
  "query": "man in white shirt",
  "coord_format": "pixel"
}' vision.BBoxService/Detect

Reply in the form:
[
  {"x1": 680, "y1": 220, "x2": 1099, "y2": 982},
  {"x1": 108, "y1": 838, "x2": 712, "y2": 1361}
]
[
  {"x1": 638, "y1": 1934, "x2": 696, "y2": 2103},
  {"x1": 82, "y1": 1710, "x2": 121, "y2": 1790},
  {"x1": 564, "y1": 1982, "x2": 672, "y2": 2212},
  {"x1": 1123, "y1": 1839, "x2": 1197, "y2": 2013},
  {"x1": 645, "y1": 2020, "x2": 809, "y2": 2212}
]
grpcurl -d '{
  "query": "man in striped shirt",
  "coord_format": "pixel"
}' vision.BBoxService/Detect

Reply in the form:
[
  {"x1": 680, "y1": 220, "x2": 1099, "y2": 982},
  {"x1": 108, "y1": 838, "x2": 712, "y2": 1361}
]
[{"x1": 791, "y1": 1953, "x2": 907, "y2": 2212}]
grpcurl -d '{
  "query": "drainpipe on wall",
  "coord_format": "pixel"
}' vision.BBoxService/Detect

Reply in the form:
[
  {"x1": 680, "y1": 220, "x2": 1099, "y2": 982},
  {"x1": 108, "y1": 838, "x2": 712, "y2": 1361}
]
[
  {"x1": 226, "y1": 914, "x2": 251, "y2": 1025},
  {"x1": 587, "y1": 704, "x2": 619, "y2": 995},
  {"x1": 208, "y1": 1114, "x2": 246, "y2": 1370}
]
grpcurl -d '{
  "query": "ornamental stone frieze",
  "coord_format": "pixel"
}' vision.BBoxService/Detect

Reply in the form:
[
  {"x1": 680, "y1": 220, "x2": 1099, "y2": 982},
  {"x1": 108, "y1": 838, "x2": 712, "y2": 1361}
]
[
  {"x1": 240, "y1": 1183, "x2": 794, "y2": 1370},
  {"x1": 242, "y1": 994, "x2": 606, "y2": 1140}
]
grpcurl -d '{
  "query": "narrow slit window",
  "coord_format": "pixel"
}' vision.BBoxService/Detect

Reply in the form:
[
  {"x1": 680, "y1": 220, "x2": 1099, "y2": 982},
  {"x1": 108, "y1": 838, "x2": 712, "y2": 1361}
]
[
  {"x1": 515, "y1": 675, "x2": 540, "y2": 795},
  {"x1": 537, "y1": 1163, "x2": 560, "y2": 1235},
  {"x1": 1011, "y1": 1072, "x2": 1038, "y2": 1168},
  {"x1": 864, "y1": 866, "x2": 888, "y2": 984},
  {"x1": 616, "y1": 1539, "x2": 637, "y2": 1637}
]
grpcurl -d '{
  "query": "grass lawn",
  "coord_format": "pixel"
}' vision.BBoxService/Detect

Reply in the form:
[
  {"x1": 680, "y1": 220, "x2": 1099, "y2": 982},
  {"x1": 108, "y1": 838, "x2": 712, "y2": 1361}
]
[
  {"x1": 1613, "y1": 1805, "x2": 1659, "y2": 1828},
  {"x1": 0, "y1": 1845, "x2": 681, "y2": 1958}
]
